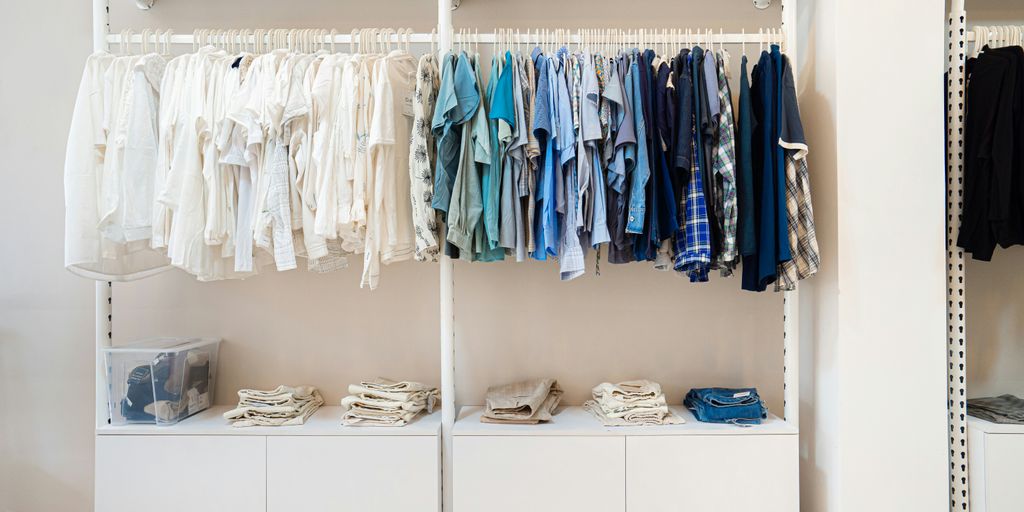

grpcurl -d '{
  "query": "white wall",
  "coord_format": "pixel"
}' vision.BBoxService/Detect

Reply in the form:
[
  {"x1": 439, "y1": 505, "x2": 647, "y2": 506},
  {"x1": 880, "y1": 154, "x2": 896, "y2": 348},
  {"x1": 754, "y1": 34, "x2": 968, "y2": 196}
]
[
  {"x1": 796, "y1": 0, "x2": 951, "y2": 511},
  {"x1": 0, "y1": 1, "x2": 97, "y2": 511}
]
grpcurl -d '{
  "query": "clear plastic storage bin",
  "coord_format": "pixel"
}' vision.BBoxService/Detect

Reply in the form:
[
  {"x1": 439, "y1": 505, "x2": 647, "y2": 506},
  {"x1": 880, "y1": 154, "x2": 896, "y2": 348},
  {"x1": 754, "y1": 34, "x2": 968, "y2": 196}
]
[{"x1": 103, "y1": 337, "x2": 221, "y2": 426}]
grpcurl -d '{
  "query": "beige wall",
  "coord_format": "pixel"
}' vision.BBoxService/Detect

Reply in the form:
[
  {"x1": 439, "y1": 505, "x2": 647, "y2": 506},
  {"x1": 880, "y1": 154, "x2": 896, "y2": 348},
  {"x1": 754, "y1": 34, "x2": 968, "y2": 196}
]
[{"x1": 0, "y1": 1, "x2": 96, "y2": 511}]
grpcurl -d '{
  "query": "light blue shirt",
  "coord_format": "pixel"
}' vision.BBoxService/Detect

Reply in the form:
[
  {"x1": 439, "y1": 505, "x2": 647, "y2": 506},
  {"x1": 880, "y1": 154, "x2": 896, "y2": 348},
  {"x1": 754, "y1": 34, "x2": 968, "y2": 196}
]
[{"x1": 625, "y1": 55, "x2": 650, "y2": 235}]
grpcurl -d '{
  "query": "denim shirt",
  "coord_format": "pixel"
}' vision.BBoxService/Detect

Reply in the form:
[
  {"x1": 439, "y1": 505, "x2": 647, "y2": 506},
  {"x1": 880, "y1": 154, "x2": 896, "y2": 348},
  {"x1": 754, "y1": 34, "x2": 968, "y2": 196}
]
[
  {"x1": 554, "y1": 51, "x2": 584, "y2": 280},
  {"x1": 531, "y1": 52, "x2": 559, "y2": 259},
  {"x1": 625, "y1": 55, "x2": 650, "y2": 235}
]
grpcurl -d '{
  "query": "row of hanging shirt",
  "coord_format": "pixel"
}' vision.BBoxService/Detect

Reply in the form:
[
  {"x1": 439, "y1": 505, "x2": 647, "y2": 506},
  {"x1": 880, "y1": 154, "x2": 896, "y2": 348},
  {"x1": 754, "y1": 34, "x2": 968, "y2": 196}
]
[
  {"x1": 416, "y1": 33, "x2": 818, "y2": 290},
  {"x1": 958, "y1": 26, "x2": 1024, "y2": 262},
  {"x1": 64, "y1": 29, "x2": 819, "y2": 291},
  {"x1": 67, "y1": 30, "x2": 423, "y2": 287}
]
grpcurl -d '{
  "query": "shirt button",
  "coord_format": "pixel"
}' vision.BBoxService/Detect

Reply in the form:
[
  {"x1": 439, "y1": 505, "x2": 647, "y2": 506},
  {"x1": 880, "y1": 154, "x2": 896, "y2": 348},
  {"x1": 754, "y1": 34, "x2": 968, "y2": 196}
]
[{"x1": 629, "y1": 216, "x2": 635, "y2": 222}]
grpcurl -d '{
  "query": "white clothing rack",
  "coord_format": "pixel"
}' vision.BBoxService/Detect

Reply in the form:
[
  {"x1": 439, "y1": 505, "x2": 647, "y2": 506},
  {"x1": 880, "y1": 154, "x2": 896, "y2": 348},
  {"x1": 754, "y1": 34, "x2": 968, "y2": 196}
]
[
  {"x1": 91, "y1": 0, "x2": 801, "y2": 511},
  {"x1": 103, "y1": 31, "x2": 786, "y2": 47}
]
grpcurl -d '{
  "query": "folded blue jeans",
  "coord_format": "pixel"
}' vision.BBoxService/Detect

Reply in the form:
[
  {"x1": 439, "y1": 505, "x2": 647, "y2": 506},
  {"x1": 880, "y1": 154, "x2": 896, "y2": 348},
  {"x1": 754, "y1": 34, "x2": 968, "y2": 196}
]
[{"x1": 684, "y1": 387, "x2": 767, "y2": 425}]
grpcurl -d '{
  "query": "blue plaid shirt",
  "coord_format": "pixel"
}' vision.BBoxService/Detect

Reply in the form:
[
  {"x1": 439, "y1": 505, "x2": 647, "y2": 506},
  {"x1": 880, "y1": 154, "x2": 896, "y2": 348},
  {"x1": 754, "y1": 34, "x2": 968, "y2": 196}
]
[{"x1": 674, "y1": 135, "x2": 712, "y2": 282}]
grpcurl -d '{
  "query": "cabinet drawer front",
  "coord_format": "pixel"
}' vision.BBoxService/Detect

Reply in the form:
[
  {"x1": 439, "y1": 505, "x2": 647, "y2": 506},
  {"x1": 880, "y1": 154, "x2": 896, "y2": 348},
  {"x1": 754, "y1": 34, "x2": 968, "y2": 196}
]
[
  {"x1": 454, "y1": 436, "x2": 625, "y2": 512},
  {"x1": 267, "y1": 436, "x2": 440, "y2": 512},
  {"x1": 627, "y1": 435, "x2": 798, "y2": 512},
  {"x1": 96, "y1": 435, "x2": 267, "y2": 512},
  {"x1": 983, "y1": 434, "x2": 1024, "y2": 512}
]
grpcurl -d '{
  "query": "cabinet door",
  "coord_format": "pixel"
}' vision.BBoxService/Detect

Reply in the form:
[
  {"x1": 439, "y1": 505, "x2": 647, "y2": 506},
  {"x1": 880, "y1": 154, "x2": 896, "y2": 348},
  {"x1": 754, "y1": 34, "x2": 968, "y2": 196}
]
[
  {"x1": 454, "y1": 436, "x2": 625, "y2": 512},
  {"x1": 96, "y1": 435, "x2": 267, "y2": 512},
  {"x1": 626, "y1": 435, "x2": 798, "y2": 512},
  {"x1": 267, "y1": 436, "x2": 440, "y2": 512},
  {"x1": 983, "y1": 434, "x2": 1024, "y2": 512}
]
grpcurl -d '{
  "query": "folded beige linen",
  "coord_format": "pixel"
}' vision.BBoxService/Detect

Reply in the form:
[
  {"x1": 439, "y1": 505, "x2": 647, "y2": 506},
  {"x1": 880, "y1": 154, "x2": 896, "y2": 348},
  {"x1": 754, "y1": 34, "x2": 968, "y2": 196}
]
[
  {"x1": 340, "y1": 378, "x2": 439, "y2": 427},
  {"x1": 223, "y1": 385, "x2": 324, "y2": 427},
  {"x1": 482, "y1": 379, "x2": 563, "y2": 423}
]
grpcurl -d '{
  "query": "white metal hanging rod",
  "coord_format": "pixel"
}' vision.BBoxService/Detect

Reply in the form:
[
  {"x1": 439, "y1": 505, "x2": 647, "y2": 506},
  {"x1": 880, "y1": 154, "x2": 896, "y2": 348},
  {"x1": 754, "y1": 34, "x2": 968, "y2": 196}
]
[
  {"x1": 105, "y1": 30, "x2": 784, "y2": 46},
  {"x1": 106, "y1": 32, "x2": 438, "y2": 45}
]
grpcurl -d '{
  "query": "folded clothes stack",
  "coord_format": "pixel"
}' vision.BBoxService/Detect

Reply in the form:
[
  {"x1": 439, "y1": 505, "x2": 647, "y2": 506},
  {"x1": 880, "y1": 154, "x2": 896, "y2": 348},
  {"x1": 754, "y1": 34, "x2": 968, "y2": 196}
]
[
  {"x1": 223, "y1": 385, "x2": 324, "y2": 427},
  {"x1": 341, "y1": 378, "x2": 440, "y2": 427},
  {"x1": 968, "y1": 394, "x2": 1024, "y2": 424},
  {"x1": 584, "y1": 380, "x2": 683, "y2": 426},
  {"x1": 684, "y1": 387, "x2": 767, "y2": 426},
  {"x1": 482, "y1": 379, "x2": 562, "y2": 424}
]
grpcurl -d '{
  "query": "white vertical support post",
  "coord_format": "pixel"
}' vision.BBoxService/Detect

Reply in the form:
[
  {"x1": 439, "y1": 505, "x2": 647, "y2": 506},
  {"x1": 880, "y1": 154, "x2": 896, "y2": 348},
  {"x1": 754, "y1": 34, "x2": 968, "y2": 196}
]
[
  {"x1": 437, "y1": 4, "x2": 455, "y2": 512},
  {"x1": 946, "y1": 1, "x2": 969, "y2": 510},
  {"x1": 93, "y1": 0, "x2": 111, "y2": 432},
  {"x1": 781, "y1": 0, "x2": 800, "y2": 430}
]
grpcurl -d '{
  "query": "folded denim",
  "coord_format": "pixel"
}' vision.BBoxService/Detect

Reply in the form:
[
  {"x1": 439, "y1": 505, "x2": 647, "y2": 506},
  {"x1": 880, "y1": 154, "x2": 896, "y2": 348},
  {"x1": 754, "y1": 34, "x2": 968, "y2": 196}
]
[
  {"x1": 968, "y1": 395, "x2": 1024, "y2": 424},
  {"x1": 341, "y1": 378, "x2": 439, "y2": 427},
  {"x1": 684, "y1": 387, "x2": 767, "y2": 425},
  {"x1": 483, "y1": 379, "x2": 562, "y2": 423},
  {"x1": 223, "y1": 385, "x2": 324, "y2": 427}
]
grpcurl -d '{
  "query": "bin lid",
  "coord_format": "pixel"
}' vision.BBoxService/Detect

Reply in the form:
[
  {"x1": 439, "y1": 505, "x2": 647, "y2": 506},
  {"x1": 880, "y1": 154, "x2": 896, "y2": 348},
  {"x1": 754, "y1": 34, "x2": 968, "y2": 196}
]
[{"x1": 101, "y1": 337, "x2": 221, "y2": 353}]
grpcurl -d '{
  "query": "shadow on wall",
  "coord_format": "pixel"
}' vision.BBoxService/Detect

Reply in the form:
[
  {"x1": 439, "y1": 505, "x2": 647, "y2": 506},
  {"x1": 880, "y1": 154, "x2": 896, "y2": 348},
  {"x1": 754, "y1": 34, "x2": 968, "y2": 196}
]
[{"x1": 793, "y1": 0, "x2": 840, "y2": 510}]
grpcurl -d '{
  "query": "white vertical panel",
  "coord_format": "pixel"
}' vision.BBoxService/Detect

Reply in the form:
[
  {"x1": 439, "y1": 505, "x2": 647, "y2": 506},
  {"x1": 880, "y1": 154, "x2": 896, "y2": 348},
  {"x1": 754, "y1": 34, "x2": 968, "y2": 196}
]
[{"x1": 437, "y1": 4, "x2": 455, "y2": 512}]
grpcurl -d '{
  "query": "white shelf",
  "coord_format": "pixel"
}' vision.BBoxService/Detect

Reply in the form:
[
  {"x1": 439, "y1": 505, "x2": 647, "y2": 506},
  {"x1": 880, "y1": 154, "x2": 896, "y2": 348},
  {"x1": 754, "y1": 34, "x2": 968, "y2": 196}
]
[
  {"x1": 968, "y1": 414, "x2": 1024, "y2": 435},
  {"x1": 453, "y1": 405, "x2": 797, "y2": 436},
  {"x1": 97, "y1": 405, "x2": 441, "y2": 437}
]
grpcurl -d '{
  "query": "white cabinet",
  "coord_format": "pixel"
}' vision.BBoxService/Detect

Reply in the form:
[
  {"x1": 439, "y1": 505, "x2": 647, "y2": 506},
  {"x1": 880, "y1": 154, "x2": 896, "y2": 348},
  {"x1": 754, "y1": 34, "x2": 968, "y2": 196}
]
[
  {"x1": 96, "y1": 407, "x2": 442, "y2": 512},
  {"x1": 452, "y1": 406, "x2": 798, "y2": 512},
  {"x1": 453, "y1": 435, "x2": 626, "y2": 512},
  {"x1": 626, "y1": 435, "x2": 799, "y2": 512},
  {"x1": 267, "y1": 436, "x2": 439, "y2": 512},
  {"x1": 968, "y1": 417, "x2": 1024, "y2": 512},
  {"x1": 95, "y1": 435, "x2": 267, "y2": 512}
]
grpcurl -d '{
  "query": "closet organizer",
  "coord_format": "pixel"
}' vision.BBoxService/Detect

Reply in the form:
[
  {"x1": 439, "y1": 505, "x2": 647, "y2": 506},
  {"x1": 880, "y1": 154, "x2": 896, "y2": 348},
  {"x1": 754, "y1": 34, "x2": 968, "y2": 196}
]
[
  {"x1": 946, "y1": 3, "x2": 1024, "y2": 511},
  {"x1": 82, "y1": 0, "x2": 806, "y2": 511}
]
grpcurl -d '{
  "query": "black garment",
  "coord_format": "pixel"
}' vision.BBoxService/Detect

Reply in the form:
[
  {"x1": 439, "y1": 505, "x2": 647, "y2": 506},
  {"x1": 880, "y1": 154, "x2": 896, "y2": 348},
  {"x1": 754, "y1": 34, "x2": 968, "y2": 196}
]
[
  {"x1": 654, "y1": 62, "x2": 679, "y2": 245},
  {"x1": 958, "y1": 45, "x2": 1024, "y2": 261}
]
